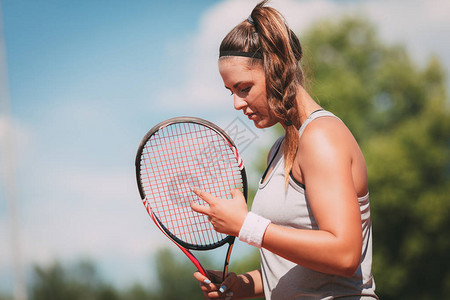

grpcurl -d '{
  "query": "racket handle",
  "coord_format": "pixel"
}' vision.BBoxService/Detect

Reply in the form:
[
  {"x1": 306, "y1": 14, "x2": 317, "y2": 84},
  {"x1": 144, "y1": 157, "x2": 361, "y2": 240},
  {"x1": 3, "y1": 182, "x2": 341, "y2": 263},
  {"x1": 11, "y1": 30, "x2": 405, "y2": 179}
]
[{"x1": 222, "y1": 240, "x2": 235, "y2": 281}]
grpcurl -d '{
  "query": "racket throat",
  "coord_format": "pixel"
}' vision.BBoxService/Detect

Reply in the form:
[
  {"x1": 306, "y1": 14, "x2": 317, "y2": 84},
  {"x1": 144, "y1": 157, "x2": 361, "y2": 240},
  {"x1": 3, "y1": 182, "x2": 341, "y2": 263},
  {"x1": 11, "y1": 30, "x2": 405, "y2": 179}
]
[{"x1": 222, "y1": 242, "x2": 234, "y2": 281}]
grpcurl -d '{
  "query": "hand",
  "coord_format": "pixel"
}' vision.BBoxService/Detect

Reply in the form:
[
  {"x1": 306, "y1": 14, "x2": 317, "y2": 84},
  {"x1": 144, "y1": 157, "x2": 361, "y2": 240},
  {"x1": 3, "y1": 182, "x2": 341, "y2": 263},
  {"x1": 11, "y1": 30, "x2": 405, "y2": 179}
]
[
  {"x1": 194, "y1": 270, "x2": 239, "y2": 300},
  {"x1": 190, "y1": 188, "x2": 248, "y2": 237}
]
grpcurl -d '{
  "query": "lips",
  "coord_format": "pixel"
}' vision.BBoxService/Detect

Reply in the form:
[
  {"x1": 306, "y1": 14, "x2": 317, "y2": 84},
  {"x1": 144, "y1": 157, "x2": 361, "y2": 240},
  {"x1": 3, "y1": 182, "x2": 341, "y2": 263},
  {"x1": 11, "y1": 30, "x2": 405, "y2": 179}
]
[
  {"x1": 245, "y1": 110, "x2": 256, "y2": 118},
  {"x1": 246, "y1": 113, "x2": 256, "y2": 120}
]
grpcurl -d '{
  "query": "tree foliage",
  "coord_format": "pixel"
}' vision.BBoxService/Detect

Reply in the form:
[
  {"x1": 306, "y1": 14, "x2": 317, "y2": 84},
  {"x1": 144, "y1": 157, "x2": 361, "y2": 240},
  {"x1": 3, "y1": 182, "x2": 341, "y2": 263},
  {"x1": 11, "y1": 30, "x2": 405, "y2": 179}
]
[
  {"x1": 26, "y1": 250, "x2": 205, "y2": 300},
  {"x1": 152, "y1": 248, "x2": 205, "y2": 299},
  {"x1": 301, "y1": 17, "x2": 450, "y2": 299},
  {"x1": 29, "y1": 260, "x2": 120, "y2": 300}
]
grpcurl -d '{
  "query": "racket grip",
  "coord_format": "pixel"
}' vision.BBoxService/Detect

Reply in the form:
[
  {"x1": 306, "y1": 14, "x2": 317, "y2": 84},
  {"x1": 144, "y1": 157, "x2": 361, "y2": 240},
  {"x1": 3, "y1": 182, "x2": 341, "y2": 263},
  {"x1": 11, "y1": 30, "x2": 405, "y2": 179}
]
[{"x1": 222, "y1": 241, "x2": 234, "y2": 281}]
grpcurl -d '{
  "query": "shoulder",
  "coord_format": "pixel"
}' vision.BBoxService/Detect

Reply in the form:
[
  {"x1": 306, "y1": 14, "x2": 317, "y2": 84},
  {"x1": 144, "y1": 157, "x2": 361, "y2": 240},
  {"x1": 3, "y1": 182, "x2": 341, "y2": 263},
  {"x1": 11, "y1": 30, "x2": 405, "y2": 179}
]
[
  {"x1": 300, "y1": 116, "x2": 353, "y2": 147},
  {"x1": 297, "y1": 116, "x2": 354, "y2": 167}
]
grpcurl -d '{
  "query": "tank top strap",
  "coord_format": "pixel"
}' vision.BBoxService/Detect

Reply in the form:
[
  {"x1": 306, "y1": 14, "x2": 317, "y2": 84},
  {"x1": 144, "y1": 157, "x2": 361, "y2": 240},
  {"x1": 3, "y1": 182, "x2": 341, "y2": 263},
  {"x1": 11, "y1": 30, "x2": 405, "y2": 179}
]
[{"x1": 298, "y1": 109, "x2": 340, "y2": 139}]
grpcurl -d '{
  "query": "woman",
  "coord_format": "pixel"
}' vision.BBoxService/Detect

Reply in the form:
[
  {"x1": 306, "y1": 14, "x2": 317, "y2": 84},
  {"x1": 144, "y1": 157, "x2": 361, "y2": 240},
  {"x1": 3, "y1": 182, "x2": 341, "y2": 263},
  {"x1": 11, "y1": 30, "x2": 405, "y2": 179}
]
[{"x1": 190, "y1": 1, "x2": 377, "y2": 299}]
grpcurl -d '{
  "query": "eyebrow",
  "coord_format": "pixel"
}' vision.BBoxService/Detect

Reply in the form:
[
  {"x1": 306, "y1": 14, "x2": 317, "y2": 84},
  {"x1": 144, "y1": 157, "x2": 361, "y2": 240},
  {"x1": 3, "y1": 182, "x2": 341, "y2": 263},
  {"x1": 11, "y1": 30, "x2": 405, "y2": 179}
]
[{"x1": 225, "y1": 81, "x2": 247, "y2": 90}]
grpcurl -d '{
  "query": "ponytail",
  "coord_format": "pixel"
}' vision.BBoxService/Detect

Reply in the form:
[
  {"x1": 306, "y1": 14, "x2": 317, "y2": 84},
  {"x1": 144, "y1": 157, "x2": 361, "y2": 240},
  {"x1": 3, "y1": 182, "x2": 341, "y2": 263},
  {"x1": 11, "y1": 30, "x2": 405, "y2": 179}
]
[{"x1": 220, "y1": 0, "x2": 305, "y2": 186}]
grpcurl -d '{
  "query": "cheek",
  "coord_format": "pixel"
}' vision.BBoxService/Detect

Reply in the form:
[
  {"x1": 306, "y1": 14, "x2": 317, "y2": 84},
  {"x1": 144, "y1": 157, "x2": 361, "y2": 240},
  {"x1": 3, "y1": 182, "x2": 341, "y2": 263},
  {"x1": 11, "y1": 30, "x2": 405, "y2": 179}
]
[{"x1": 251, "y1": 89, "x2": 268, "y2": 109}]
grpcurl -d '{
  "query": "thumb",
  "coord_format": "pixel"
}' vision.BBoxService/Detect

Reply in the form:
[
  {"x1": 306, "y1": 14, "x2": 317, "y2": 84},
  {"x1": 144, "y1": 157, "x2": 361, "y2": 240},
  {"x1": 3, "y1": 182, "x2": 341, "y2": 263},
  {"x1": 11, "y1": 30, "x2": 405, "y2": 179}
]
[
  {"x1": 230, "y1": 188, "x2": 244, "y2": 200},
  {"x1": 219, "y1": 272, "x2": 239, "y2": 294}
]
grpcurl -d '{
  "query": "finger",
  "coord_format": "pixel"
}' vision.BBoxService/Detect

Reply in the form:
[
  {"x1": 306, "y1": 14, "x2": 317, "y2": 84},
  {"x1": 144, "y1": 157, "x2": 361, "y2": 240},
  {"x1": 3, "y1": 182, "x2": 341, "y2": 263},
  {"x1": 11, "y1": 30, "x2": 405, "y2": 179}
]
[
  {"x1": 194, "y1": 271, "x2": 212, "y2": 284},
  {"x1": 194, "y1": 272, "x2": 218, "y2": 294},
  {"x1": 191, "y1": 187, "x2": 215, "y2": 204},
  {"x1": 218, "y1": 272, "x2": 239, "y2": 294},
  {"x1": 222, "y1": 272, "x2": 238, "y2": 287},
  {"x1": 206, "y1": 290, "x2": 227, "y2": 299},
  {"x1": 190, "y1": 199, "x2": 210, "y2": 215},
  {"x1": 206, "y1": 290, "x2": 234, "y2": 299}
]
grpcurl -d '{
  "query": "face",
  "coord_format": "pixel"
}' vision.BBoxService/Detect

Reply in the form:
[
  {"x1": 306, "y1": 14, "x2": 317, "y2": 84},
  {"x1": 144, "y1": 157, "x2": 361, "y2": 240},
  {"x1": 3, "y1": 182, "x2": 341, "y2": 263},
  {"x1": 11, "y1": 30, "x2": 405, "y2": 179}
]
[{"x1": 218, "y1": 57, "x2": 280, "y2": 129}]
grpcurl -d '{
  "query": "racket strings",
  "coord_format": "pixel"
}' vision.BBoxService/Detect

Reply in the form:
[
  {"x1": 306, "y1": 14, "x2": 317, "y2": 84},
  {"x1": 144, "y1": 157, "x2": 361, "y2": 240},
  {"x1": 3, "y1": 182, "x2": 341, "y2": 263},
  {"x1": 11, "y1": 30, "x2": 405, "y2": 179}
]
[{"x1": 139, "y1": 122, "x2": 243, "y2": 247}]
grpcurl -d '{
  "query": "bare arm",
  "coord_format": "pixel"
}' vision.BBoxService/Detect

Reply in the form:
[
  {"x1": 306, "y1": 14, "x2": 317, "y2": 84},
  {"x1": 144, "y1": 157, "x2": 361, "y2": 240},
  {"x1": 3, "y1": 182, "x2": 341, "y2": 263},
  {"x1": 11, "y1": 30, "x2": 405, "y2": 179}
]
[
  {"x1": 235, "y1": 270, "x2": 265, "y2": 299},
  {"x1": 263, "y1": 118, "x2": 363, "y2": 276}
]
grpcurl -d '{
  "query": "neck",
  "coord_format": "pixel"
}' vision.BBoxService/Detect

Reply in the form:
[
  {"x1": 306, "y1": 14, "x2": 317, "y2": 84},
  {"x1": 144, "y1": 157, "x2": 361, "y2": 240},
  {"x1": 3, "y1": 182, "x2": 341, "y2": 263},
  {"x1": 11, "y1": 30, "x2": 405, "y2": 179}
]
[{"x1": 296, "y1": 86, "x2": 322, "y2": 125}]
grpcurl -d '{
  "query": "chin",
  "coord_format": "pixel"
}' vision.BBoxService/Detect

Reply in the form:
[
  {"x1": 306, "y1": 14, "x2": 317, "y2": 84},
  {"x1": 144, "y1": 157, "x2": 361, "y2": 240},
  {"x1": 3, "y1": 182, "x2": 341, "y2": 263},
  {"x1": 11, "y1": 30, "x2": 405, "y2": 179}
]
[
  {"x1": 253, "y1": 118, "x2": 277, "y2": 129},
  {"x1": 253, "y1": 120, "x2": 268, "y2": 129}
]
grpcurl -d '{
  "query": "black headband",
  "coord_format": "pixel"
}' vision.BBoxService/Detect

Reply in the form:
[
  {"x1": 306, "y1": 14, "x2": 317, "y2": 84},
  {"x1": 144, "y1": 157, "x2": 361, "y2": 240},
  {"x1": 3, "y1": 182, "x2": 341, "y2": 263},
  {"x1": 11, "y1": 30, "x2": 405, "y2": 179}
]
[
  {"x1": 219, "y1": 50, "x2": 263, "y2": 60},
  {"x1": 248, "y1": 15, "x2": 255, "y2": 26}
]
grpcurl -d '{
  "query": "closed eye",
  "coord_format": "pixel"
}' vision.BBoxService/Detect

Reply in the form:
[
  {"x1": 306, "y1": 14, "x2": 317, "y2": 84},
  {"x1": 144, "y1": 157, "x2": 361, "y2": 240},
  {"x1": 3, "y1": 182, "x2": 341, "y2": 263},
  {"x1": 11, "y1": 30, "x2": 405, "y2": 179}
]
[
  {"x1": 224, "y1": 87, "x2": 234, "y2": 96},
  {"x1": 225, "y1": 83, "x2": 251, "y2": 96}
]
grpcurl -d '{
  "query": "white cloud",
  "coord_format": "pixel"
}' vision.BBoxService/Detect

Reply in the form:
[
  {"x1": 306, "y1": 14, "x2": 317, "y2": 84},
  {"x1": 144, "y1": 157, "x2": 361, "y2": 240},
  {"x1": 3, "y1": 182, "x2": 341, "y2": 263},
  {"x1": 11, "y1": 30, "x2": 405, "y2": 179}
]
[
  {"x1": 0, "y1": 115, "x2": 34, "y2": 171},
  {"x1": 152, "y1": 1, "x2": 256, "y2": 112},
  {"x1": 161, "y1": 0, "x2": 449, "y2": 114},
  {"x1": 356, "y1": 0, "x2": 449, "y2": 62},
  {"x1": 18, "y1": 164, "x2": 170, "y2": 261},
  {"x1": 7, "y1": 164, "x2": 170, "y2": 289}
]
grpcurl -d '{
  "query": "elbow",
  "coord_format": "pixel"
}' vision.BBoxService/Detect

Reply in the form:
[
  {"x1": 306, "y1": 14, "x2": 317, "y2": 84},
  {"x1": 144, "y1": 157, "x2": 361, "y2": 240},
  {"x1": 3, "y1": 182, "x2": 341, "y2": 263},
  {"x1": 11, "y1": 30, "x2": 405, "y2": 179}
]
[
  {"x1": 339, "y1": 261, "x2": 359, "y2": 278},
  {"x1": 337, "y1": 251, "x2": 361, "y2": 277},
  {"x1": 332, "y1": 235, "x2": 362, "y2": 277}
]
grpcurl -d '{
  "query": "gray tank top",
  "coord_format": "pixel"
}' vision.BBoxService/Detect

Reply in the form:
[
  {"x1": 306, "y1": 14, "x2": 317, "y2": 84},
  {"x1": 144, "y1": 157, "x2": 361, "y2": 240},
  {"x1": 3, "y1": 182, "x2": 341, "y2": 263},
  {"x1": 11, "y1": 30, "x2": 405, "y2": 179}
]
[{"x1": 251, "y1": 110, "x2": 378, "y2": 299}]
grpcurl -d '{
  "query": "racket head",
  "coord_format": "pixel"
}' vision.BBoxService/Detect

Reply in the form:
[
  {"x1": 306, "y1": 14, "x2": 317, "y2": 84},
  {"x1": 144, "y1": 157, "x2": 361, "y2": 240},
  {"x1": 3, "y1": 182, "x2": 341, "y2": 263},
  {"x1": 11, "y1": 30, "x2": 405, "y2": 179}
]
[{"x1": 136, "y1": 116, "x2": 247, "y2": 251}]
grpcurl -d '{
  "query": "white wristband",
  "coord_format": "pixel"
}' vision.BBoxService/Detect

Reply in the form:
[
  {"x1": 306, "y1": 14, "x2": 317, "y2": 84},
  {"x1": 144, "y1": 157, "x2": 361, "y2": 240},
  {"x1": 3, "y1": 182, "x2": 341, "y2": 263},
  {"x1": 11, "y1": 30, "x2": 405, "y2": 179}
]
[{"x1": 238, "y1": 212, "x2": 271, "y2": 248}]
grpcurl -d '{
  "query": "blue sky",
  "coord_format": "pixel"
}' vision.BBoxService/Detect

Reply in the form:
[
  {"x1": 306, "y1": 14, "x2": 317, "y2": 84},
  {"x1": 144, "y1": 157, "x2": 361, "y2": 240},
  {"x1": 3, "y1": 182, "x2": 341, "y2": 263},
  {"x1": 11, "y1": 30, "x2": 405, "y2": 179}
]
[{"x1": 1, "y1": 0, "x2": 449, "y2": 295}]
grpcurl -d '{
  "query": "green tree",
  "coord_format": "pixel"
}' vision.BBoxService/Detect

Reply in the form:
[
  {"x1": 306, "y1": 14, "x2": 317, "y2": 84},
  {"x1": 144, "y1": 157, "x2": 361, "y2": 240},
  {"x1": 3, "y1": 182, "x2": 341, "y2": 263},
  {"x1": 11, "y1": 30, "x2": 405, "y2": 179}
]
[
  {"x1": 121, "y1": 283, "x2": 156, "y2": 300},
  {"x1": 298, "y1": 17, "x2": 449, "y2": 299},
  {"x1": 152, "y1": 248, "x2": 206, "y2": 299},
  {"x1": 29, "y1": 260, "x2": 120, "y2": 300},
  {"x1": 0, "y1": 293, "x2": 12, "y2": 300}
]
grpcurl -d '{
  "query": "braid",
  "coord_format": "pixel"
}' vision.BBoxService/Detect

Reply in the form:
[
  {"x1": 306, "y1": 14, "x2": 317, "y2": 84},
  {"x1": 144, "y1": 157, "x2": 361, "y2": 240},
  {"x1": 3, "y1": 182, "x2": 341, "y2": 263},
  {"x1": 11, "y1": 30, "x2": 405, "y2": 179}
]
[{"x1": 251, "y1": 1, "x2": 304, "y2": 186}]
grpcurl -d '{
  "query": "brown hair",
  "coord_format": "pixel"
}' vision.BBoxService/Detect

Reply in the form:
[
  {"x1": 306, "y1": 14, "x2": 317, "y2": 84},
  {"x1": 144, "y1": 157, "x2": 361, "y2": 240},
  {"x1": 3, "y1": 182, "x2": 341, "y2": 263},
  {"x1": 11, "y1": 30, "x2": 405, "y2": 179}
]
[{"x1": 219, "y1": 0, "x2": 304, "y2": 185}]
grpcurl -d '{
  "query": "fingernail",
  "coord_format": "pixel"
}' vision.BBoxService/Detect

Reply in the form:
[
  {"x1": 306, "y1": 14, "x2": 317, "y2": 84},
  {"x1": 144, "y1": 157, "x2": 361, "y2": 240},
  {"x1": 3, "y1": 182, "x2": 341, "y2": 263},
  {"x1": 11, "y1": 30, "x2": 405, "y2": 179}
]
[
  {"x1": 219, "y1": 285, "x2": 227, "y2": 293},
  {"x1": 203, "y1": 279, "x2": 211, "y2": 284}
]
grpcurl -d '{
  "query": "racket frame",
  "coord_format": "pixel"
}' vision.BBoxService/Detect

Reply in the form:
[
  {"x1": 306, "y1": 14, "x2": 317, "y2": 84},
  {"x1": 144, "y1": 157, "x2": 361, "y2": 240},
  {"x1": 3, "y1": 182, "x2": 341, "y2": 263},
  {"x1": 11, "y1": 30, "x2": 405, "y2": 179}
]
[{"x1": 135, "y1": 116, "x2": 248, "y2": 280}]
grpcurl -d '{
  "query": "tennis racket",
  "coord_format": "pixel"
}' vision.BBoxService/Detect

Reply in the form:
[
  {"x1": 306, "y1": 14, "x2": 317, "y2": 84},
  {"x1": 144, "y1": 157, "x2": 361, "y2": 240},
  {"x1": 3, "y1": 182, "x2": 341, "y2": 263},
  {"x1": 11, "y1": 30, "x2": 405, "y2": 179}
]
[{"x1": 135, "y1": 116, "x2": 247, "y2": 282}]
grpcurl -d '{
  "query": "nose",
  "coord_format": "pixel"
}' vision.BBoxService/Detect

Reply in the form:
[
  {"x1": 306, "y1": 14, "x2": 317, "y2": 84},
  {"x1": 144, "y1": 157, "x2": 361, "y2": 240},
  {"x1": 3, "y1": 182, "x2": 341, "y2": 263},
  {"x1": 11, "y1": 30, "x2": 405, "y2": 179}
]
[{"x1": 233, "y1": 95, "x2": 246, "y2": 111}]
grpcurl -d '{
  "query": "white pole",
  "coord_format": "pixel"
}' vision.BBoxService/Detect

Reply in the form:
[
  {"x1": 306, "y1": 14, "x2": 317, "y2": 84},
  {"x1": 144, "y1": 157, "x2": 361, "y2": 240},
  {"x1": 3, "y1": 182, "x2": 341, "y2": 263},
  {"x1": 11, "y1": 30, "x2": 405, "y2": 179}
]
[{"x1": 0, "y1": 1, "x2": 27, "y2": 299}]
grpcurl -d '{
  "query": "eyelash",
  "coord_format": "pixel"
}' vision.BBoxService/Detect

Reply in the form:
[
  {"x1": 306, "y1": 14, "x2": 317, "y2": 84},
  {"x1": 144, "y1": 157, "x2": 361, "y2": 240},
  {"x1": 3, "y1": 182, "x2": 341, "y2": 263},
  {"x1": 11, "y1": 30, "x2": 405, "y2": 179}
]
[{"x1": 230, "y1": 87, "x2": 251, "y2": 96}]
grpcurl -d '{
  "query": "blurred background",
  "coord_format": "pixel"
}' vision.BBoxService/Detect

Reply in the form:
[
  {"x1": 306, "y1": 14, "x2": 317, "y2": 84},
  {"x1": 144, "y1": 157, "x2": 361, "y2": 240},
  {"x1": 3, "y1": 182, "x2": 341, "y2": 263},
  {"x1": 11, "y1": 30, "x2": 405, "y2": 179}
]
[{"x1": 0, "y1": 0, "x2": 448, "y2": 299}]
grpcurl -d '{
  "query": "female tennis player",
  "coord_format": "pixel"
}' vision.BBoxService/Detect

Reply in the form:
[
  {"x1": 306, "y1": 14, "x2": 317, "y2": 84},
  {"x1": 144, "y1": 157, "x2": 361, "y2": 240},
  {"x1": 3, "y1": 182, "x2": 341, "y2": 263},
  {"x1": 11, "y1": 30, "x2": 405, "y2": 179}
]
[{"x1": 190, "y1": 1, "x2": 378, "y2": 299}]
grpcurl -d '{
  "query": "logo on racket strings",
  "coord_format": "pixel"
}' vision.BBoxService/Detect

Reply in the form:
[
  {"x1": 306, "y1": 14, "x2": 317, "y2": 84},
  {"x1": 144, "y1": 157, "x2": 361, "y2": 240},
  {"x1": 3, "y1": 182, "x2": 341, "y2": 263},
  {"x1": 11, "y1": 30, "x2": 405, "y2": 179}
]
[
  {"x1": 167, "y1": 172, "x2": 201, "y2": 207},
  {"x1": 167, "y1": 141, "x2": 231, "y2": 206}
]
